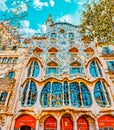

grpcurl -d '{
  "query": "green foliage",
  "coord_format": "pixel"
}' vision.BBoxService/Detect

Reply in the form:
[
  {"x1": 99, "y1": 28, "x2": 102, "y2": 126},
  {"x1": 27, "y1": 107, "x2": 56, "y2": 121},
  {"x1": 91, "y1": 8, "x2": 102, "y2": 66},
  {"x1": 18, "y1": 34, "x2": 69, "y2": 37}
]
[
  {"x1": 1, "y1": 0, "x2": 30, "y2": 28},
  {"x1": 80, "y1": 0, "x2": 114, "y2": 45}
]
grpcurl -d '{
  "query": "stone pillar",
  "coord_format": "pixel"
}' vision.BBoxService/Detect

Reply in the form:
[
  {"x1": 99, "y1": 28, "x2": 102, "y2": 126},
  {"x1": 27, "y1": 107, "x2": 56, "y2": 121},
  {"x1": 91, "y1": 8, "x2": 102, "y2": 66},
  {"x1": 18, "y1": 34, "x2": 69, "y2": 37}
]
[
  {"x1": 73, "y1": 115, "x2": 77, "y2": 130},
  {"x1": 5, "y1": 91, "x2": 11, "y2": 106},
  {"x1": 95, "y1": 119, "x2": 99, "y2": 130},
  {"x1": 73, "y1": 120, "x2": 77, "y2": 130},
  {"x1": 36, "y1": 119, "x2": 39, "y2": 130},
  {"x1": 57, "y1": 117, "x2": 60, "y2": 130}
]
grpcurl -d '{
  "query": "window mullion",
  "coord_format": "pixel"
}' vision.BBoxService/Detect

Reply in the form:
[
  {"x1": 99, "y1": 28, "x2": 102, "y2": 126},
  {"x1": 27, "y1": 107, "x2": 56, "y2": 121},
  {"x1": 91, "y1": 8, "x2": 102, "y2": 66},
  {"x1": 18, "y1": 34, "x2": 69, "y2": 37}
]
[
  {"x1": 100, "y1": 81, "x2": 109, "y2": 106},
  {"x1": 31, "y1": 61, "x2": 35, "y2": 77},
  {"x1": 68, "y1": 82, "x2": 71, "y2": 106},
  {"x1": 50, "y1": 81, "x2": 52, "y2": 107},
  {"x1": 25, "y1": 80, "x2": 31, "y2": 106},
  {"x1": 79, "y1": 83, "x2": 84, "y2": 107}
]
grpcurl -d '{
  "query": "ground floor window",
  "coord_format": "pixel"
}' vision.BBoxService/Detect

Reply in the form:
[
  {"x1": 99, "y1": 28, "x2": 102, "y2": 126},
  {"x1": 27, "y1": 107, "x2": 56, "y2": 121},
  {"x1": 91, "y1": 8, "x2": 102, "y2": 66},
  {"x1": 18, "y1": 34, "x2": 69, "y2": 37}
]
[
  {"x1": 77, "y1": 117, "x2": 89, "y2": 130},
  {"x1": 60, "y1": 115, "x2": 73, "y2": 130},
  {"x1": 98, "y1": 115, "x2": 114, "y2": 130},
  {"x1": 14, "y1": 115, "x2": 36, "y2": 130},
  {"x1": 44, "y1": 117, "x2": 57, "y2": 130}
]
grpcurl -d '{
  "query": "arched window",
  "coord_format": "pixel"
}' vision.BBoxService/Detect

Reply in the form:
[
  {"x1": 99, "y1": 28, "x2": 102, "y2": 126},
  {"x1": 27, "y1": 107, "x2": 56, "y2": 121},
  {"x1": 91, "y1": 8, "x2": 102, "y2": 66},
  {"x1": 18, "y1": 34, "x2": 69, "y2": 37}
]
[
  {"x1": 94, "y1": 81, "x2": 111, "y2": 107},
  {"x1": 89, "y1": 61, "x2": 102, "y2": 78},
  {"x1": 8, "y1": 71, "x2": 15, "y2": 79},
  {"x1": 8, "y1": 57, "x2": 13, "y2": 64},
  {"x1": 70, "y1": 82, "x2": 92, "y2": 108},
  {"x1": 2, "y1": 57, "x2": 7, "y2": 63},
  {"x1": 14, "y1": 115, "x2": 36, "y2": 129},
  {"x1": 0, "y1": 92, "x2": 8, "y2": 105},
  {"x1": 27, "y1": 61, "x2": 40, "y2": 78},
  {"x1": 70, "y1": 82, "x2": 81, "y2": 107},
  {"x1": 64, "y1": 82, "x2": 69, "y2": 106},
  {"x1": 13, "y1": 57, "x2": 18, "y2": 64},
  {"x1": 40, "y1": 82, "x2": 51, "y2": 107},
  {"x1": 40, "y1": 82, "x2": 92, "y2": 108},
  {"x1": 80, "y1": 82, "x2": 92, "y2": 107},
  {"x1": 98, "y1": 115, "x2": 114, "y2": 129},
  {"x1": 77, "y1": 117, "x2": 89, "y2": 130},
  {"x1": 44, "y1": 117, "x2": 57, "y2": 130},
  {"x1": 52, "y1": 82, "x2": 62, "y2": 107},
  {"x1": 61, "y1": 115, "x2": 73, "y2": 130},
  {"x1": 21, "y1": 81, "x2": 37, "y2": 107}
]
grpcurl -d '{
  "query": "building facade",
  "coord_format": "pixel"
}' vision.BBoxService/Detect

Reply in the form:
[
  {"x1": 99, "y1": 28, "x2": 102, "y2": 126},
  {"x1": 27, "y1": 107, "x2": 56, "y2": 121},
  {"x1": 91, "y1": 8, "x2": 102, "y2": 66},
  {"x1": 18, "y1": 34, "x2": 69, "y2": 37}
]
[{"x1": 0, "y1": 16, "x2": 114, "y2": 130}]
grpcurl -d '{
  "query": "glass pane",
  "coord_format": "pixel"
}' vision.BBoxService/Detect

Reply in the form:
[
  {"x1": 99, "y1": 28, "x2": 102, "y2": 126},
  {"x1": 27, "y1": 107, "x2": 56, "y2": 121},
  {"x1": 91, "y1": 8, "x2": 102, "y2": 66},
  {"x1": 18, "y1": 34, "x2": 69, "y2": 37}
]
[
  {"x1": 46, "y1": 67, "x2": 57, "y2": 74},
  {"x1": 80, "y1": 82, "x2": 92, "y2": 107},
  {"x1": 22, "y1": 81, "x2": 37, "y2": 107},
  {"x1": 8, "y1": 71, "x2": 15, "y2": 79},
  {"x1": 70, "y1": 82, "x2": 81, "y2": 107},
  {"x1": 52, "y1": 82, "x2": 62, "y2": 107},
  {"x1": 40, "y1": 82, "x2": 51, "y2": 107},
  {"x1": 94, "y1": 81, "x2": 110, "y2": 107},
  {"x1": 32, "y1": 61, "x2": 40, "y2": 77},
  {"x1": 0, "y1": 92, "x2": 7, "y2": 105},
  {"x1": 27, "y1": 61, "x2": 40, "y2": 78},
  {"x1": 89, "y1": 61, "x2": 98, "y2": 77},
  {"x1": 70, "y1": 67, "x2": 80, "y2": 74}
]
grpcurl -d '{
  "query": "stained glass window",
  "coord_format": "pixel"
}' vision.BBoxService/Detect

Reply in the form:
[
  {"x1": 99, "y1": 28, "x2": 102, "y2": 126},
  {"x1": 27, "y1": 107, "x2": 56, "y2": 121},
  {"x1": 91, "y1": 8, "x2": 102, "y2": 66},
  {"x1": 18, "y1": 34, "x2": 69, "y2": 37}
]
[
  {"x1": 21, "y1": 81, "x2": 37, "y2": 107},
  {"x1": 94, "y1": 81, "x2": 111, "y2": 107},
  {"x1": 40, "y1": 82, "x2": 51, "y2": 107},
  {"x1": 0, "y1": 92, "x2": 8, "y2": 105},
  {"x1": 27, "y1": 61, "x2": 40, "y2": 78},
  {"x1": 70, "y1": 82, "x2": 81, "y2": 107},
  {"x1": 52, "y1": 82, "x2": 62, "y2": 107},
  {"x1": 80, "y1": 82, "x2": 92, "y2": 107},
  {"x1": 40, "y1": 82, "x2": 92, "y2": 108},
  {"x1": 89, "y1": 61, "x2": 102, "y2": 78}
]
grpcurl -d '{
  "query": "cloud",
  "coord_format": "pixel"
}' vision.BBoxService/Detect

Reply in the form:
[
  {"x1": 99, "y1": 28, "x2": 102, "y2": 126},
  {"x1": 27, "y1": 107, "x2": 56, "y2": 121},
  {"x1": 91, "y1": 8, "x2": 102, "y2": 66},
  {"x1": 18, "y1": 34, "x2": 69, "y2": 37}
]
[
  {"x1": 37, "y1": 24, "x2": 46, "y2": 33},
  {"x1": 56, "y1": 7, "x2": 83, "y2": 25},
  {"x1": 33, "y1": 0, "x2": 49, "y2": 9},
  {"x1": 18, "y1": 20, "x2": 47, "y2": 37},
  {"x1": 0, "y1": 0, "x2": 8, "y2": 11},
  {"x1": 33, "y1": 0, "x2": 55, "y2": 10},
  {"x1": 50, "y1": 0, "x2": 55, "y2": 7},
  {"x1": 19, "y1": 20, "x2": 36, "y2": 37},
  {"x1": 64, "y1": 0, "x2": 71, "y2": 3},
  {"x1": 10, "y1": 1, "x2": 28, "y2": 15}
]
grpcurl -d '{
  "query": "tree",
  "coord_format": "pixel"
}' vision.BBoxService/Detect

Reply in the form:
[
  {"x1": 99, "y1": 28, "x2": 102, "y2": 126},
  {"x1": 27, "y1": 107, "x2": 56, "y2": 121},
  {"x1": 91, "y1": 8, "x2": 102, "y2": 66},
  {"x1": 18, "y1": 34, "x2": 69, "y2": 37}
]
[
  {"x1": 0, "y1": 0, "x2": 30, "y2": 47},
  {"x1": 0, "y1": 0, "x2": 30, "y2": 26},
  {"x1": 80, "y1": 0, "x2": 114, "y2": 45}
]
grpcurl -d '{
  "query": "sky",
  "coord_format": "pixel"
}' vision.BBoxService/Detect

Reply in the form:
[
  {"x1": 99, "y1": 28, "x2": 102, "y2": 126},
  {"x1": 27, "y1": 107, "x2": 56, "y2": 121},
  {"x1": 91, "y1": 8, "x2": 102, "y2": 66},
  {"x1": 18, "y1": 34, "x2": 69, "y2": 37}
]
[{"x1": 0, "y1": 0, "x2": 97, "y2": 37}]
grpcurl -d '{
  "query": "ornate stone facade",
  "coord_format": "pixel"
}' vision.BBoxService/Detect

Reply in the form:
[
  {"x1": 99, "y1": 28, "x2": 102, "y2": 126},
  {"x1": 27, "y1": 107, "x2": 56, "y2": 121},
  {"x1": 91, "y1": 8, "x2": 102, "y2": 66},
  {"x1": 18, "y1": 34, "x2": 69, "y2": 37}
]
[{"x1": 0, "y1": 17, "x2": 114, "y2": 130}]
